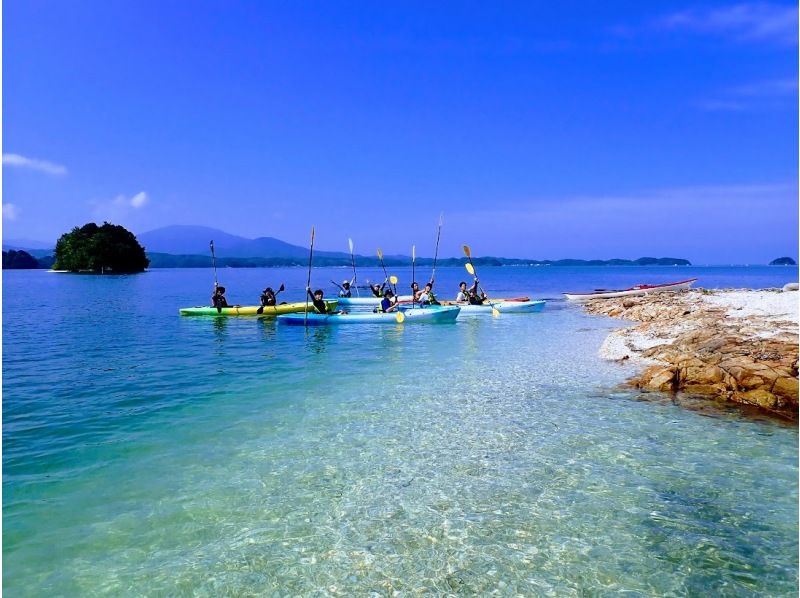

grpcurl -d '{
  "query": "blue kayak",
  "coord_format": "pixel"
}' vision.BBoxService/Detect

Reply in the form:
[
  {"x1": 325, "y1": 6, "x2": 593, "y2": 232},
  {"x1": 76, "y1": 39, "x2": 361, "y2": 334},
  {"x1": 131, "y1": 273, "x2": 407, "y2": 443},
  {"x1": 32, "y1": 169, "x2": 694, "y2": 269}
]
[{"x1": 277, "y1": 306, "x2": 460, "y2": 325}]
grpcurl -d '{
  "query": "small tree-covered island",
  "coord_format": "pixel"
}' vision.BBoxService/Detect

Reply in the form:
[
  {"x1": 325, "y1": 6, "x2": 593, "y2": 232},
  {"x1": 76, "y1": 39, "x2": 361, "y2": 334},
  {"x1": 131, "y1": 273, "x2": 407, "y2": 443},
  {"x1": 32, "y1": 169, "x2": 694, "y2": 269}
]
[{"x1": 53, "y1": 222, "x2": 150, "y2": 273}]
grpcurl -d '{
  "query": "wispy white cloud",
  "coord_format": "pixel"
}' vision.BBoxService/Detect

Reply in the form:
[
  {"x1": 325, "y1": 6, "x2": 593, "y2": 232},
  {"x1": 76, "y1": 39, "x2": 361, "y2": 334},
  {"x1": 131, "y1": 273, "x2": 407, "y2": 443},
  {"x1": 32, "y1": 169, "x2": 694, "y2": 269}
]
[
  {"x1": 698, "y1": 77, "x2": 797, "y2": 111},
  {"x1": 129, "y1": 191, "x2": 148, "y2": 209},
  {"x1": 91, "y1": 191, "x2": 150, "y2": 222},
  {"x1": 656, "y1": 3, "x2": 798, "y2": 45},
  {"x1": 2, "y1": 203, "x2": 20, "y2": 221},
  {"x1": 2, "y1": 153, "x2": 68, "y2": 176}
]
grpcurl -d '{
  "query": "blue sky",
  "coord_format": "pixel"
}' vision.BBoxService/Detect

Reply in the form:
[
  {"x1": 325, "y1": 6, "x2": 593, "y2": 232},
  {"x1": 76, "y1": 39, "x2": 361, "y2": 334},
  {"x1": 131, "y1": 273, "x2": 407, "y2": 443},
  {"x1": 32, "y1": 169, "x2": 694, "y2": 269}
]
[{"x1": 3, "y1": 1, "x2": 797, "y2": 263}]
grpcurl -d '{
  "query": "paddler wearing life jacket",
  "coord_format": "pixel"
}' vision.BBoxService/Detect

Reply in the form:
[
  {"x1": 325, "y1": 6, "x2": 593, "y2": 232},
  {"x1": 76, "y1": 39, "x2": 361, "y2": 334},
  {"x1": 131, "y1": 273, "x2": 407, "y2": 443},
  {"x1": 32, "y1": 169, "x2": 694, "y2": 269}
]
[
  {"x1": 376, "y1": 288, "x2": 399, "y2": 313},
  {"x1": 260, "y1": 287, "x2": 277, "y2": 307},
  {"x1": 418, "y1": 281, "x2": 440, "y2": 305},
  {"x1": 368, "y1": 279, "x2": 387, "y2": 298},
  {"x1": 306, "y1": 287, "x2": 331, "y2": 314},
  {"x1": 212, "y1": 286, "x2": 229, "y2": 309},
  {"x1": 333, "y1": 278, "x2": 355, "y2": 298},
  {"x1": 468, "y1": 285, "x2": 488, "y2": 305}
]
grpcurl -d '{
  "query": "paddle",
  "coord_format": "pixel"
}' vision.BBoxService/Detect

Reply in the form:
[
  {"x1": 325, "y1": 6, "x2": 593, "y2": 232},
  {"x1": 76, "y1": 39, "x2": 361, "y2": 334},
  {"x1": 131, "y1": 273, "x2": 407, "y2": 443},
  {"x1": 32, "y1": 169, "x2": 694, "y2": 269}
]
[
  {"x1": 463, "y1": 245, "x2": 500, "y2": 316},
  {"x1": 411, "y1": 244, "x2": 416, "y2": 308},
  {"x1": 305, "y1": 226, "x2": 315, "y2": 327},
  {"x1": 256, "y1": 283, "x2": 285, "y2": 315},
  {"x1": 210, "y1": 240, "x2": 221, "y2": 313},
  {"x1": 376, "y1": 248, "x2": 397, "y2": 295},
  {"x1": 431, "y1": 212, "x2": 443, "y2": 285},
  {"x1": 348, "y1": 238, "x2": 359, "y2": 297}
]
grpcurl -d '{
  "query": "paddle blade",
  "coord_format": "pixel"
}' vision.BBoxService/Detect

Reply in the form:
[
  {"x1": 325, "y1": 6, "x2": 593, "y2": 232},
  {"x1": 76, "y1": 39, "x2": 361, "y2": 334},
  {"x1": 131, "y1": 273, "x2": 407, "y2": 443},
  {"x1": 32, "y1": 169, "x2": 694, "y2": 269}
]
[
  {"x1": 462, "y1": 244, "x2": 471, "y2": 258},
  {"x1": 389, "y1": 275, "x2": 398, "y2": 285},
  {"x1": 348, "y1": 238, "x2": 354, "y2": 253},
  {"x1": 465, "y1": 262, "x2": 475, "y2": 276},
  {"x1": 310, "y1": 226, "x2": 315, "y2": 245},
  {"x1": 377, "y1": 247, "x2": 383, "y2": 260},
  {"x1": 396, "y1": 311, "x2": 405, "y2": 323},
  {"x1": 412, "y1": 245, "x2": 416, "y2": 260},
  {"x1": 492, "y1": 306, "x2": 500, "y2": 317},
  {"x1": 278, "y1": 283, "x2": 285, "y2": 292},
  {"x1": 438, "y1": 212, "x2": 444, "y2": 227}
]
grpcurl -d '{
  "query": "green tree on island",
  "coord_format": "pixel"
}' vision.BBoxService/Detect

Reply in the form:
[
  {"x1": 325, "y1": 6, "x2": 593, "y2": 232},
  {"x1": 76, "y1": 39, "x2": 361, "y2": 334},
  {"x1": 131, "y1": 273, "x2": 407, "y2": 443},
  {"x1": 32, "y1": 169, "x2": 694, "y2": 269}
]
[{"x1": 53, "y1": 222, "x2": 150, "y2": 273}]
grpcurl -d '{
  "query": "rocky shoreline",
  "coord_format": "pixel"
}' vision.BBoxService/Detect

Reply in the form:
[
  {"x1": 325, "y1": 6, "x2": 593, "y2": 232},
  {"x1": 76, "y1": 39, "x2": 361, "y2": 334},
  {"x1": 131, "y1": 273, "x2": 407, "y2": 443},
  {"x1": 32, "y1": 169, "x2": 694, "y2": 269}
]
[{"x1": 582, "y1": 289, "x2": 799, "y2": 419}]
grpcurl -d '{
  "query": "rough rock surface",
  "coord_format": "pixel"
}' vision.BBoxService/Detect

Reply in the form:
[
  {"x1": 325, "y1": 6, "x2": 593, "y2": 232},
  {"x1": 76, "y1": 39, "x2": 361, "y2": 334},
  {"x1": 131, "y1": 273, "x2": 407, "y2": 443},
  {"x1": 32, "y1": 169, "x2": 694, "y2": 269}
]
[{"x1": 583, "y1": 289, "x2": 799, "y2": 418}]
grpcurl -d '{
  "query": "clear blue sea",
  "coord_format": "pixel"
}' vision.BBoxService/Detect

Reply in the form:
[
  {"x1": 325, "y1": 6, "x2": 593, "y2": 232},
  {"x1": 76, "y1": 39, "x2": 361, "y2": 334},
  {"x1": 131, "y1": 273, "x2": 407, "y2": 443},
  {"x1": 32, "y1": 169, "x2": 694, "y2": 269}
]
[{"x1": 4, "y1": 265, "x2": 798, "y2": 596}]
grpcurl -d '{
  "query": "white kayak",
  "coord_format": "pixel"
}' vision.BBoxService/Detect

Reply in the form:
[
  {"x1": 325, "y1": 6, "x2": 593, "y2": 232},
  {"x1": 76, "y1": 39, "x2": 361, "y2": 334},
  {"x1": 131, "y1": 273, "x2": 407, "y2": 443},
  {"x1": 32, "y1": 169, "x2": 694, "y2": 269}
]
[
  {"x1": 277, "y1": 305, "x2": 460, "y2": 325},
  {"x1": 436, "y1": 300, "x2": 545, "y2": 314},
  {"x1": 563, "y1": 278, "x2": 698, "y2": 302},
  {"x1": 335, "y1": 295, "x2": 415, "y2": 307}
]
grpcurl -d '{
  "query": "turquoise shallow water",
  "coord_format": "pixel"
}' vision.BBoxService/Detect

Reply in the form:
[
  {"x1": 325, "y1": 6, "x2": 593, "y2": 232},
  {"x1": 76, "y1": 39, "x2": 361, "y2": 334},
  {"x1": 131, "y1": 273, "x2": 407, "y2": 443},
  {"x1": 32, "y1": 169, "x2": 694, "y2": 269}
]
[{"x1": 4, "y1": 266, "x2": 798, "y2": 596}]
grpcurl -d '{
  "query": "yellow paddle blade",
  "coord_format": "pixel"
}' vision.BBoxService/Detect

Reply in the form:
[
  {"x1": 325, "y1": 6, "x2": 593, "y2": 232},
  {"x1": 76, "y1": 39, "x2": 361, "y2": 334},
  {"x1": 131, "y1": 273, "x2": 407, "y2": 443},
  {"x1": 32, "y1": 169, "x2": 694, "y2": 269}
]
[
  {"x1": 491, "y1": 306, "x2": 501, "y2": 317},
  {"x1": 396, "y1": 311, "x2": 405, "y2": 323},
  {"x1": 377, "y1": 247, "x2": 383, "y2": 260},
  {"x1": 462, "y1": 244, "x2": 471, "y2": 258},
  {"x1": 465, "y1": 262, "x2": 475, "y2": 276},
  {"x1": 389, "y1": 275, "x2": 398, "y2": 285}
]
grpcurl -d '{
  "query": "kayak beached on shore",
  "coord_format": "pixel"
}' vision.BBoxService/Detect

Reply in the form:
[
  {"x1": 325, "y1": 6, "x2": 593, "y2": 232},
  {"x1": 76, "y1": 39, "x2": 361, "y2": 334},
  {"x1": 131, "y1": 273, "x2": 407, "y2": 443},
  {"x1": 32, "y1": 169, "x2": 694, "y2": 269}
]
[{"x1": 563, "y1": 278, "x2": 698, "y2": 302}]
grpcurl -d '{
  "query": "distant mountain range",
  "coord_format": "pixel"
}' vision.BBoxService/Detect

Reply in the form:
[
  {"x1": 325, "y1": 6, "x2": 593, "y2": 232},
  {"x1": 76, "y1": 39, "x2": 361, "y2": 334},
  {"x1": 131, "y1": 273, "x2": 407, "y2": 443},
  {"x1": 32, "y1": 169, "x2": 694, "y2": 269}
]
[
  {"x1": 136, "y1": 225, "x2": 352, "y2": 259},
  {"x1": 3, "y1": 225, "x2": 694, "y2": 268}
]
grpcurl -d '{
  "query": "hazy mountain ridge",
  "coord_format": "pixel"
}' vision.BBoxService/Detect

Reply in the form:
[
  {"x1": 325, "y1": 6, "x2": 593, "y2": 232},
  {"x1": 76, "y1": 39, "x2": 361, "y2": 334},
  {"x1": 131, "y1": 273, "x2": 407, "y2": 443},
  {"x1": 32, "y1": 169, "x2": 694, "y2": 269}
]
[
  {"x1": 4, "y1": 225, "x2": 694, "y2": 267},
  {"x1": 137, "y1": 225, "x2": 351, "y2": 259}
]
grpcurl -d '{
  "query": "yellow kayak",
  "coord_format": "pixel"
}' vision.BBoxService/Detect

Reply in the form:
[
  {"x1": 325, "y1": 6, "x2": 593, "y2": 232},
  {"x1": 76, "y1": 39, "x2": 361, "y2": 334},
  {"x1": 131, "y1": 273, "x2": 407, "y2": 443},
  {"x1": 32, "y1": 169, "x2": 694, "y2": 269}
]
[{"x1": 179, "y1": 300, "x2": 338, "y2": 316}]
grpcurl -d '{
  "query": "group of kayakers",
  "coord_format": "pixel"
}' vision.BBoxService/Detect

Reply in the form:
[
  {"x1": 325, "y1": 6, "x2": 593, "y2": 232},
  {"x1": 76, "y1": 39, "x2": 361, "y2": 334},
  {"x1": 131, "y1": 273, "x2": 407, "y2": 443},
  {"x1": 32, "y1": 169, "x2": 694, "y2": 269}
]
[{"x1": 210, "y1": 276, "x2": 489, "y2": 314}]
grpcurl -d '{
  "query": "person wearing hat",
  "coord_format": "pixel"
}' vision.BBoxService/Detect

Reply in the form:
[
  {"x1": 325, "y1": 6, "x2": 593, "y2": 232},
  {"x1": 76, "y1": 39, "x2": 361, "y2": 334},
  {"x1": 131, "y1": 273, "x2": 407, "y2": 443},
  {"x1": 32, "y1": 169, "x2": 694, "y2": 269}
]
[
  {"x1": 211, "y1": 285, "x2": 229, "y2": 309},
  {"x1": 331, "y1": 278, "x2": 355, "y2": 298},
  {"x1": 368, "y1": 278, "x2": 388, "y2": 298},
  {"x1": 260, "y1": 287, "x2": 277, "y2": 307},
  {"x1": 377, "y1": 288, "x2": 399, "y2": 313}
]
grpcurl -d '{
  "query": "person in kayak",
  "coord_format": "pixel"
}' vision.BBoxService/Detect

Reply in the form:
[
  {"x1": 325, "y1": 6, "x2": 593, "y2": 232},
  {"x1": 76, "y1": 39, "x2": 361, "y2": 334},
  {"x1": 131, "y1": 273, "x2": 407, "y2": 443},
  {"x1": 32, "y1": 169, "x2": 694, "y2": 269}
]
[
  {"x1": 306, "y1": 287, "x2": 331, "y2": 314},
  {"x1": 368, "y1": 279, "x2": 387, "y2": 298},
  {"x1": 418, "y1": 281, "x2": 440, "y2": 305},
  {"x1": 212, "y1": 286, "x2": 229, "y2": 309},
  {"x1": 331, "y1": 278, "x2": 355, "y2": 298},
  {"x1": 410, "y1": 281, "x2": 421, "y2": 302},
  {"x1": 377, "y1": 289, "x2": 399, "y2": 313},
  {"x1": 468, "y1": 286, "x2": 488, "y2": 305},
  {"x1": 260, "y1": 287, "x2": 277, "y2": 307},
  {"x1": 456, "y1": 279, "x2": 479, "y2": 302}
]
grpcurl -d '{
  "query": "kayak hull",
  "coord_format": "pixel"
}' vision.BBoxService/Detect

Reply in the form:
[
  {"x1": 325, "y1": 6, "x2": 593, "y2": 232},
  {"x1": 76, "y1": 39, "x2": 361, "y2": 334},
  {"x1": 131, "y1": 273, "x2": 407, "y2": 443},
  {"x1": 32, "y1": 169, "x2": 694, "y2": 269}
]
[
  {"x1": 336, "y1": 295, "x2": 414, "y2": 306},
  {"x1": 564, "y1": 278, "x2": 697, "y2": 302},
  {"x1": 277, "y1": 305, "x2": 461, "y2": 325},
  {"x1": 418, "y1": 300, "x2": 545, "y2": 314},
  {"x1": 338, "y1": 295, "x2": 530, "y2": 308},
  {"x1": 180, "y1": 300, "x2": 338, "y2": 316}
]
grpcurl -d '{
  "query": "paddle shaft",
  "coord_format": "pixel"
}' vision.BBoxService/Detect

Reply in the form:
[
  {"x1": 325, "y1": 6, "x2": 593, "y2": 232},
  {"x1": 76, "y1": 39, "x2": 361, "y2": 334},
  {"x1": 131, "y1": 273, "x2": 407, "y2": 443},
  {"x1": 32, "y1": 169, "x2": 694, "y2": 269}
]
[
  {"x1": 305, "y1": 227, "x2": 315, "y2": 326},
  {"x1": 431, "y1": 214, "x2": 443, "y2": 283},
  {"x1": 210, "y1": 241, "x2": 218, "y2": 289},
  {"x1": 348, "y1": 239, "x2": 359, "y2": 297},
  {"x1": 377, "y1": 250, "x2": 397, "y2": 295}
]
